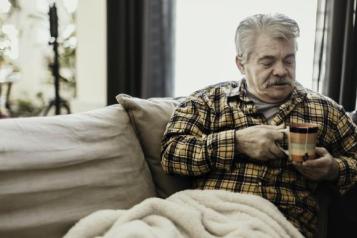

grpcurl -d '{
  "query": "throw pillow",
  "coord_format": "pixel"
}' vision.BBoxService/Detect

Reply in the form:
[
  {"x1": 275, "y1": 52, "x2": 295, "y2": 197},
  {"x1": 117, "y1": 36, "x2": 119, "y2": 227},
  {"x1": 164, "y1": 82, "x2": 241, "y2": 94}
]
[{"x1": 116, "y1": 94, "x2": 192, "y2": 198}]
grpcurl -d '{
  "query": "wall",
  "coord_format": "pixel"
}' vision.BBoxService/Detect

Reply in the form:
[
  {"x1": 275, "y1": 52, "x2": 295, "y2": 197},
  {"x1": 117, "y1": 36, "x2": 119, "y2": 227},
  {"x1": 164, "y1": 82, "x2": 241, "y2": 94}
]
[
  {"x1": 72, "y1": 0, "x2": 107, "y2": 112},
  {"x1": 9, "y1": 0, "x2": 107, "y2": 114}
]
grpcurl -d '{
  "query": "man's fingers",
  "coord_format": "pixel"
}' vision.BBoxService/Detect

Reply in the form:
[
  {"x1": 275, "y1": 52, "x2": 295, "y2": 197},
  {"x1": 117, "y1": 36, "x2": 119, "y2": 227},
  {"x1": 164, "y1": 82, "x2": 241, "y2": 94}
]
[
  {"x1": 302, "y1": 158, "x2": 323, "y2": 167},
  {"x1": 240, "y1": 124, "x2": 288, "y2": 161},
  {"x1": 250, "y1": 125, "x2": 287, "y2": 141},
  {"x1": 293, "y1": 163, "x2": 306, "y2": 173},
  {"x1": 276, "y1": 124, "x2": 285, "y2": 129},
  {"x1": 293, "y1": 162, "x2": 317, "y2": 177},
  {"x1": 270, "y1": 125, "x2": 288, "y2": 141},
  {"x1": 301, "y1": 156, "x2": 331, "y2": 170},
  {"x1": 270, "y1": 144, "x2": 287, "y2": 158},
  {"x1": 278, "y1": 127, "x2": 289, "y2": 135},
  {"x1": 254, "y1": 124, "x2": 284, "y2": 129},
  {"x1": 271, "y1": 129, "x2": 286, "y2": 141},
  {"x1": 293, "y1": 147, "x2": 336, "y2": 181}
]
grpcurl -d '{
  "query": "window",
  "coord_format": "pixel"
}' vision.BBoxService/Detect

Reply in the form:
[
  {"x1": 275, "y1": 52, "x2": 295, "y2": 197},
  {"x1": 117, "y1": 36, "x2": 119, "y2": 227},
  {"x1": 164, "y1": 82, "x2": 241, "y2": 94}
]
[{"x1": 174, "y1": 0, "x2": 318, "y2": 97}]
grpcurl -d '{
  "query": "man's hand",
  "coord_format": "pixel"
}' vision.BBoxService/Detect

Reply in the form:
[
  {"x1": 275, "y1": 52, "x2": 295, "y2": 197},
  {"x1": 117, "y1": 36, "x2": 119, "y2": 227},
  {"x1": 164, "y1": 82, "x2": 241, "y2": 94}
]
[
  {"x1": 235, "y1": 124, "x2": 286, "y2": 160},
  {"x1": 293, "y1": 147, "x2": 339, "y2": 181}
]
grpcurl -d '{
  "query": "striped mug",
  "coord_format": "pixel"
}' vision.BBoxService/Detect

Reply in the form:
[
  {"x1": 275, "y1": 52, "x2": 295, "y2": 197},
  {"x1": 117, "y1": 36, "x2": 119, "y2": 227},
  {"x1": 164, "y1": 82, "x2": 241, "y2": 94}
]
[{"x1": 288, "y1": 123, "x2": 318, "y2": 162}]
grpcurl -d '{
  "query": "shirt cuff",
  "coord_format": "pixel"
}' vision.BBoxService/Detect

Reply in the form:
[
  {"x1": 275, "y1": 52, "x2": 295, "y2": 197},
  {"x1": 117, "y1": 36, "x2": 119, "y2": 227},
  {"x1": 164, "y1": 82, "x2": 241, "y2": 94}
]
[
  {"x1": 335, "y1": 157, "x2": 355, "y2": 194},
  {"x1": 206, "y1": 129, "x2": 236, "y2": 170}
]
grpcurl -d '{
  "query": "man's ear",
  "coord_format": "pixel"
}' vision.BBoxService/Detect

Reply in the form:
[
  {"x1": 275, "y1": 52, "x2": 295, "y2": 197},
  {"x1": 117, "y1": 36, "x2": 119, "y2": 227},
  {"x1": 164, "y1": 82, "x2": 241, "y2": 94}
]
[{"x1": 235, "y1": 56, "x2": 245, "y2": 74}]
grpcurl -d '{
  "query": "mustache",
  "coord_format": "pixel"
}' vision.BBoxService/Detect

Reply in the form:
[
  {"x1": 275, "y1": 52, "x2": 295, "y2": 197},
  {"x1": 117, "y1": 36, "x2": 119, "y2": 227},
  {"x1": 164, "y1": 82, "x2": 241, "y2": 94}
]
[{"x1": 264, "y1": 78, "x2": 293, "y2": 88}]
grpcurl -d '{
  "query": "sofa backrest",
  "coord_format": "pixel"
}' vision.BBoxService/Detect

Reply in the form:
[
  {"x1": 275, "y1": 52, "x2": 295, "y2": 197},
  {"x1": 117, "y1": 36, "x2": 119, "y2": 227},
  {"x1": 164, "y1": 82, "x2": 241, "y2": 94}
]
[{"x1": 0, "y1": 105, "x2": 156, "y2": 238}]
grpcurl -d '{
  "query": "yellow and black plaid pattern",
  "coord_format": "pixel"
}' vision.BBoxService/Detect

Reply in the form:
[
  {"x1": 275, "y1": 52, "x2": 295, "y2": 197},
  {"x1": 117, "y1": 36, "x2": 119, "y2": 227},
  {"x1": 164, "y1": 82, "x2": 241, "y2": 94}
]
[{"x1": 161, "y1": 80, "x2": 357, "y2": 237}]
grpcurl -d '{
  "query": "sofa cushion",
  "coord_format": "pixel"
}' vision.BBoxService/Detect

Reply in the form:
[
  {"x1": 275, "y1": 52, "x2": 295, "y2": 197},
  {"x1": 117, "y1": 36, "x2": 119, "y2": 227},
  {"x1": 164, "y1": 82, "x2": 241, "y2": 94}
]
[
  {"x1": 116, "y1": 94, "x2": 192, "y2": 198},
  {"x1": 0, "y1": 105, "x2": 156, "y2": 238}
]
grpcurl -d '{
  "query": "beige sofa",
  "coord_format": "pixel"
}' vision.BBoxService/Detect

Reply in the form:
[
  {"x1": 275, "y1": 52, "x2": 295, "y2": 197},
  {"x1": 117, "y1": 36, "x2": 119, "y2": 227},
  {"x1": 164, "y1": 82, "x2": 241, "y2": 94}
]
[
  {"x1": 1, "y1": 94, "x2": 356, "y2": 238},
  {"x1": 0, "y1": 95, "x2": 191, "y2": 238}
]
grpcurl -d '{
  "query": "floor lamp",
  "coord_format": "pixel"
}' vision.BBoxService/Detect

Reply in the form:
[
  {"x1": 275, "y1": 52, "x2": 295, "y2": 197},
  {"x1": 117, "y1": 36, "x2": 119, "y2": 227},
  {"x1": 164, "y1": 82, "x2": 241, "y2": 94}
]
[{"x1": 43, "y1": 0, "x2": 70, "y2": 116}]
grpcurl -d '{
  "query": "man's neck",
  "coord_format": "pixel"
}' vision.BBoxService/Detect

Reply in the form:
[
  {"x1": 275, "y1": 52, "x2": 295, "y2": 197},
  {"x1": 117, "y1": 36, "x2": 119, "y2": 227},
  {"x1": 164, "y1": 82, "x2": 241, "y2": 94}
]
[{"x1": 246, "y1": 90, "x2": 287, "y2": 122}]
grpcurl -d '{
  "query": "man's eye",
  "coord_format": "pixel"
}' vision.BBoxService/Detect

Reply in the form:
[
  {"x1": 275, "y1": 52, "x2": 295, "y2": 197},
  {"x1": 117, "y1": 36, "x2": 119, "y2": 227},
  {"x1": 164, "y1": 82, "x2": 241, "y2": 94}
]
[
  {"x1": 284, "y1": 60, "x2": 294, "y2": 65},
  {"x1": 284, "y1": 57, "x2": 295, "y2": 65},
  {"x1": 261, "y1": 62, "x2": 273, "y2": 67}
]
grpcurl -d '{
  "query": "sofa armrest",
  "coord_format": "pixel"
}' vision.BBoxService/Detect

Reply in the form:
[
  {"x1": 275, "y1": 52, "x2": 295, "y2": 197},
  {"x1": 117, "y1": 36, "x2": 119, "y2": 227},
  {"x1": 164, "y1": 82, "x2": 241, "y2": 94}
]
[{"x1": 0, "y1": 105, "x2": 156, "y2": 238}]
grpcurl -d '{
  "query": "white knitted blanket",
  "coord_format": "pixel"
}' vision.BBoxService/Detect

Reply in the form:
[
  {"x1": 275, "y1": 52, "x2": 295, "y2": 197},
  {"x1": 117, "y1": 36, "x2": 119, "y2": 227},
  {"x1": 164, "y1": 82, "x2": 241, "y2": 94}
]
[{"x1": 64, "y1": 190, "x2": 303, "y2": 238}]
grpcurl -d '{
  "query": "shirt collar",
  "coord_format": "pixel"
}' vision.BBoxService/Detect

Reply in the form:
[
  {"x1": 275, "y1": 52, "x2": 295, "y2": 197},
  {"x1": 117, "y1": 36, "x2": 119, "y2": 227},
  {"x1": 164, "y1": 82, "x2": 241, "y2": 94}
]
[{"x1": 226, "y1": 79, "x2": 250, "y2": 102}]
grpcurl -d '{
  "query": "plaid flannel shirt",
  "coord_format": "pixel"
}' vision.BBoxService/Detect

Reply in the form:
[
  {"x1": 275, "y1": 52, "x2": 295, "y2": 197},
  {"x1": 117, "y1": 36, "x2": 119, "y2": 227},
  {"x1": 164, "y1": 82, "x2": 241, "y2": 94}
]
[{"x1": 161, "y1": 80, "x2": 357, "y2": 237}]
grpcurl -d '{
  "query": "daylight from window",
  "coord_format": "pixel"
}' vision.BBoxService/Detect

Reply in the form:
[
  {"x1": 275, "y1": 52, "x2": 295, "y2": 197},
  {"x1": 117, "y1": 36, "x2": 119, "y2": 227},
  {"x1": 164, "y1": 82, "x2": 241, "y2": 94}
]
[{"x1": 174, "y1": 0, "x2": 318, "y2": 97}]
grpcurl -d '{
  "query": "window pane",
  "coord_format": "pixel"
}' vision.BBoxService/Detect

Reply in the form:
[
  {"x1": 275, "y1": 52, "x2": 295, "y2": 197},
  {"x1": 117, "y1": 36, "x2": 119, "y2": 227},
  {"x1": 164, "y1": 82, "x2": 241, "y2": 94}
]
[{"x1": 174, "y1": 0, "x2": 318, "y2": 96}]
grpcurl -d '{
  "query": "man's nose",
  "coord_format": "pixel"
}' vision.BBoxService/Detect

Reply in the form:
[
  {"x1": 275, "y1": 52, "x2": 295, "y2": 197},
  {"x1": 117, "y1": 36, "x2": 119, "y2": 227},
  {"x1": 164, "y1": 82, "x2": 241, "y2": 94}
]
[{"x1": 272, "y1": 62, "x2": 288, "y2": 77}]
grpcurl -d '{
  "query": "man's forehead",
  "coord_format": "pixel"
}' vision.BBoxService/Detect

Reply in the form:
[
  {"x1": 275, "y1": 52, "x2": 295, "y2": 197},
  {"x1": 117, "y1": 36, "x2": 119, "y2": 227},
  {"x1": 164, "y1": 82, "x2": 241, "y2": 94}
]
[
  {"x1": 252, "y1": 35, "x2": 296, "y2": 59},
  {"x1": 257, "y1": 53, "x2": 295, "y2": 60}
]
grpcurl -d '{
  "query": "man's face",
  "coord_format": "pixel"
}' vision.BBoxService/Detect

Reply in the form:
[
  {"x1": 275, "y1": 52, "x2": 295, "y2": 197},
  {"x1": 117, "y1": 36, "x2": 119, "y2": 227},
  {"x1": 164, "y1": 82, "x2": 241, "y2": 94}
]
[{"x1": 236, "y1": 34, "x2": 296, "y2": 103}]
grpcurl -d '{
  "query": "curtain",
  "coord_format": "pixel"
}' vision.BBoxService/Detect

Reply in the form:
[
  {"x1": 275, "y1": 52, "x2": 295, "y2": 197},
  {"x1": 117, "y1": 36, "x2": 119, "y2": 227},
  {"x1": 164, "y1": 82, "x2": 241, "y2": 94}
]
[
  {"x1": 313, "y1": 0, "x2": 357, "y2": 111},
  {"x1": 106, "y1": 0, "x2": 176, "y2": 105}
]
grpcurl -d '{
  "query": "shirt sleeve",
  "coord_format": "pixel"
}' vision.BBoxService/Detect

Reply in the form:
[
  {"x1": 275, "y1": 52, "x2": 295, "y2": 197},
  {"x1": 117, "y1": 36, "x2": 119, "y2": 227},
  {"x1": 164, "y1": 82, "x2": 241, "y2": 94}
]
[
  {"x1": 161, "y1": 96, "x2": 237, "y2": 176},
  {"x1": 330, "y1": 110, "x2": 357, "y2": 195}
]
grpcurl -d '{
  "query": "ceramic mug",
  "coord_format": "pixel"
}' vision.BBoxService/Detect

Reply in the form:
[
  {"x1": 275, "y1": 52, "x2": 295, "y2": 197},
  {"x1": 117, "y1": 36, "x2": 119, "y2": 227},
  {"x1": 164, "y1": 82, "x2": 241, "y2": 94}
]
[{"x1": 286, "y1": 123, "x2": 318, "y2": 162}]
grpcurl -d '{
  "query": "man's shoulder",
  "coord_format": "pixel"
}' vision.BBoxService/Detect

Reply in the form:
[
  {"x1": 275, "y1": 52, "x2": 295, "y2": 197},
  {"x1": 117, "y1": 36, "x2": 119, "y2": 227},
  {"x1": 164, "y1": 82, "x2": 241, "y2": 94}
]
[
  {"x1": 297, "y1": 87, "x2": 347, "y2": 120},
  {"x1": 177, "y1": 81, "x2": 240, "y2": 111},
  {"x1": 303, "y1": 87, "x2": 343, "y2": 109},
  {"x1": 190, "y1": 80, "x2": 240, "y2": 99}
]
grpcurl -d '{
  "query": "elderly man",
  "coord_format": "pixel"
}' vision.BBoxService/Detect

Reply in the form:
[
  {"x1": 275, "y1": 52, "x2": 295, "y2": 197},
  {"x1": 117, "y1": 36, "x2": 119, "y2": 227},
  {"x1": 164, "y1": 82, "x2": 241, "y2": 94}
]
[{"x1": 161, "y1": 13, "x2": 357, "y2": 237}]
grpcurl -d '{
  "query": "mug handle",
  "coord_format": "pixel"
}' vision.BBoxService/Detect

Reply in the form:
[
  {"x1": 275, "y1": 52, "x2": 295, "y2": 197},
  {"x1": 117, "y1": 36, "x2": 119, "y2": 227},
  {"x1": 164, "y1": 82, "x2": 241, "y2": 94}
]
[{"x1": 279, "y1": 146, "x2": 289, "y2": 156}]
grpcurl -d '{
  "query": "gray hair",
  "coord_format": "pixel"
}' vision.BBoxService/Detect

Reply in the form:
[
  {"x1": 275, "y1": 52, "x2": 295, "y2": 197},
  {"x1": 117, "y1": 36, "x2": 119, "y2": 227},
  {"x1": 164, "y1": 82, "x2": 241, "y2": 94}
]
[{"x1": 235, "y1": 13, "x2": 300, "y2": 63}]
